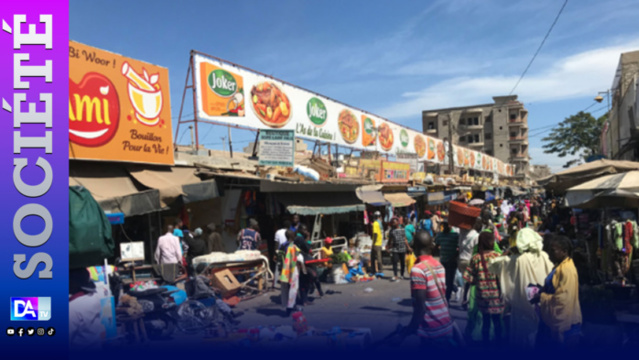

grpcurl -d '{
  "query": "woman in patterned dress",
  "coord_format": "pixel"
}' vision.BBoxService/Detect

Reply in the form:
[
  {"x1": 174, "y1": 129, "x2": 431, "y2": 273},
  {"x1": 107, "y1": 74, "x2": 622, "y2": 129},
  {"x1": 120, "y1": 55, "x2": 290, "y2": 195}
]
[{"x1": 463, "y1": 231, "x2": 505, "y2": 346}]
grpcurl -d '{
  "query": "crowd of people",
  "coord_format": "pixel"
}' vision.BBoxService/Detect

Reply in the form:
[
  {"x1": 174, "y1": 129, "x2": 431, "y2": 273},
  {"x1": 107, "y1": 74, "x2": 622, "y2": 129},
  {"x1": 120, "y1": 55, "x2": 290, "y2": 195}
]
[
  {"x1": 384, "y1": 194, "x2": 584, "y2": 350},
  {"x1": 149, "y1": 194, "x2": 584, "y2": 350}
]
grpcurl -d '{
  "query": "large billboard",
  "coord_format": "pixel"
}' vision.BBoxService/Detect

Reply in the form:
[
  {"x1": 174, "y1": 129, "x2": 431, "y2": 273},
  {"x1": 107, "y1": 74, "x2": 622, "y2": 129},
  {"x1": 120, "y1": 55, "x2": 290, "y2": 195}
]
[
  {"x1": 69, "y1": 41, "x2": 173, "y2": 165},
  {"x1": 192, "y1": 52, "x2": 513, "y2": 176}
]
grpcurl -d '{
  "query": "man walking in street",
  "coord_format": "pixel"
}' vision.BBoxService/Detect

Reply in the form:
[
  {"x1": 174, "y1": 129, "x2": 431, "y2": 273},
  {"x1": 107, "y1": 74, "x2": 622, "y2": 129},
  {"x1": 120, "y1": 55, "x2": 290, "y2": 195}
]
[
  {"x1": 237, "y1": 219, "x2": 262, "y2": 251},
  {"x1": 155, "y1": 225, "x2": 182, "y2": 265},
  {"x1": 395, "y1": 230, "x2": 454, "y2": 348},
  {"x1": 457, "y1": 218, "x2": 482, "y2": 299},
  {"x1": 275, "y1": 220, "x2": 292, "y2": 251},
  {"x1": 370, "y1": 211, "x2": 384, "y2": 278},
  {"x1": 205, "y1": 223, "x2": 225, "y2": 254},
  {"x1": 435, "y1": 222, "x2": 459, "y2": 303}
]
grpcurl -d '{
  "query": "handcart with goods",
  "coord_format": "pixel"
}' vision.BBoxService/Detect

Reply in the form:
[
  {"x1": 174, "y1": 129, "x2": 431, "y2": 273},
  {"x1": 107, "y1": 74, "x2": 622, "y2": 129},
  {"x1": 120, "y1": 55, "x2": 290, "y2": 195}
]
[{"x1": 193, "y1": 250, "x2": 274, "y2": 301}]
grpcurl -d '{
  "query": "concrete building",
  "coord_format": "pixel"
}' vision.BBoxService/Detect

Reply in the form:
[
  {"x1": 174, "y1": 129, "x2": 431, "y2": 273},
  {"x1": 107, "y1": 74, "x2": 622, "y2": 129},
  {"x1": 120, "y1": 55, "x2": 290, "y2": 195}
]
[
  {"x1": 603, "y1": 50, "x2": 639, "y2": 161},
  {"x1": 422, "y1": 95, "x2": 530, "y2": 179},
  {"x1": 529, "y1": 164, "x2": 552, "y2": 181}
]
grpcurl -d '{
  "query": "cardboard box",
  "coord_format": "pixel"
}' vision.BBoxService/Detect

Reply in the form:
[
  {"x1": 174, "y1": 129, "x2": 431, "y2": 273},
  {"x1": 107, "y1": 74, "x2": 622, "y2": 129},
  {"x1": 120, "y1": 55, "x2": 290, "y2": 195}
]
[{"x1": 211, "y1": 269, "x2": 240, "y2": 296}]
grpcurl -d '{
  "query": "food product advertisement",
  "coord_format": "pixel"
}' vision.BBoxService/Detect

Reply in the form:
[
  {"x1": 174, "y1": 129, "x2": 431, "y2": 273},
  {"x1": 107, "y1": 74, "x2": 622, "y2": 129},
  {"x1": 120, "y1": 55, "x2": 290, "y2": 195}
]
[
  {"x1": 69, "y1": 41, "x2": 174, "y2": 165},
  {"x1": 193, "y1": 53, "x2": 513, "y2": 176}
]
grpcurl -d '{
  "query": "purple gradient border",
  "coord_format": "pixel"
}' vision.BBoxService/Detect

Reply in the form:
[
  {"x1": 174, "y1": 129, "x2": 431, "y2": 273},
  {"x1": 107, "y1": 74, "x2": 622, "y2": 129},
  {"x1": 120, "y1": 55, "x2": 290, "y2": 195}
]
[{"x1": 0, "y1": 1, "x2": 68, "y2": 358}]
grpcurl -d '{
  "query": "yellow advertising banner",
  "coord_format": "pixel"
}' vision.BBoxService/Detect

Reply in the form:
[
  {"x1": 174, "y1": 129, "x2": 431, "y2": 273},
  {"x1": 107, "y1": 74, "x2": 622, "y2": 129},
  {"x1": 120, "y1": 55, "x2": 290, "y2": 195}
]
[
  {"x1": 381, "y1": 161, "x2": 411, "y2": 183},
  {"x1": 69, "y1": 41, "x2": 173, "y2": 165}
]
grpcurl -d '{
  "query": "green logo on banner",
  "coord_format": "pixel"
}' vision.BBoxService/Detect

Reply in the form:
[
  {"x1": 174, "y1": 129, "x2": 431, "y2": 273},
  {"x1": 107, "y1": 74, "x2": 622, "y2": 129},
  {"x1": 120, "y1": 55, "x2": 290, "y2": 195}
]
[
  {"x1": 364, "y1": 117, "x2": 374, "y2": 134},
  {"x1": 400, "y1": 129, "x2": 409, "y2": 147},
  {"x1": 208, "y1": 69, "x2": 237, "y2": 97},
  {"x1": 307, "y1": 97, "x2": 327, "y2": 126}
]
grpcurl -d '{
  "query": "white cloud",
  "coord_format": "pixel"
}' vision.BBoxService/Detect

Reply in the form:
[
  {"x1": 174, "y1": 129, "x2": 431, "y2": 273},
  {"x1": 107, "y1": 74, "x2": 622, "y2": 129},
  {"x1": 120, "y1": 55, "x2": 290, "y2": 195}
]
[{"x1": 376, "y1": 39, "x2": 639, "y2": 118}]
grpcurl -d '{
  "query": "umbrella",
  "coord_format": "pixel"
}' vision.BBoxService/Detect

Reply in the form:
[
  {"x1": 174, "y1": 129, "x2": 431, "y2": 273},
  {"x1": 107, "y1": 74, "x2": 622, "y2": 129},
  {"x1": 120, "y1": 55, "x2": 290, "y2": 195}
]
[
  {"x1": 565, "y1": 171, "x2": 639, "y2": 208},
  {"x1": 469, "y1": 199, "x2": 485, "y2": 206}
]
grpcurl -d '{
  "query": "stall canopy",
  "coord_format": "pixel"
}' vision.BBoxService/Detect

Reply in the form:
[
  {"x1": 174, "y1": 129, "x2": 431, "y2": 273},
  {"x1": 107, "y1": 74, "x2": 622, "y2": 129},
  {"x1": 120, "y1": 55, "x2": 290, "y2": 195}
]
[
  {"x1": 127, "y1": 166, "x2": 219, "y2": 206},
  {"x1": 384, "y1": 193, "x2": 416, "y2": 208},
  {"x1": 539, "y1": 159, "x2": 639, "y2": 192},
  {"x1": 565, "y1": 171, "x2": 639, "y2": 208},
  {"x1": 275, "y1": 192, "x2": 365, "y2": 215},
  {"x1": 69, "y1": 165, "x2": 161, "y2": 217},
  {"x1": 356, "y1": 184, "x2": 388, "y2": 206}
]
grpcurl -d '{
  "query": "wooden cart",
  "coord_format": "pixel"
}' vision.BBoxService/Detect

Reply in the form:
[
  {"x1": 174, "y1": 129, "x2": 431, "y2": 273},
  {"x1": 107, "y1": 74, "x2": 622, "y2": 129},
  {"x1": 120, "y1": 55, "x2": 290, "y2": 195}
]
[{"x1": 196, "y1": 255, "x2": 274, "y2": 300}]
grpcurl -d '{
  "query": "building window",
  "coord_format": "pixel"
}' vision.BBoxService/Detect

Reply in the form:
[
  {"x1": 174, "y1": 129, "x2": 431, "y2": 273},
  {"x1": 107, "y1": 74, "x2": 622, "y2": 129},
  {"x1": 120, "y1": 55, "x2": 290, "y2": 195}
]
[
  {"x1": 500, "y1": 144, "x2": 503, "y2": 147},
  {"x1": 460, "y1": 118, "x2": 465, "y2": 125},
  {"x1": 511, "y1": 148, "x2": 518, "y2": 154},
  {"x1": 474, "y1": 117, "x2": 479, "y2": 125},
  {"x1": 510, "y1": 132, "x2": 517, "y2": 138},
  {"x1": 428, "y1": 122, "x2": 435, "y2": 130},
  {"x1": 468, "y1": 136, "x2": 474, "y2": 143},
  {"x1": 510, "y1": 113, "x2": 517, "y2": 120},
  {"x1": 485, "y1": 133, "x2": 492, "y2": 140},
  {"x1": 474, "y1": 134, "x2": 480, "y2": 142},
  {"x1": 499, "y1": 126, "x2": 503, "y2": 130}
]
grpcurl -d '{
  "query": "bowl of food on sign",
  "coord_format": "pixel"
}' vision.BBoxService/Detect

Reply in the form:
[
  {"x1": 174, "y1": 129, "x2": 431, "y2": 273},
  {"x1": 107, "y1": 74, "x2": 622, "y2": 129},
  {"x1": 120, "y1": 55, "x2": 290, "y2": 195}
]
[
  {"x1": 250, "y1": 82, "x2": 291, "y2": 128},
  {"x1": 427, "y1": 138, "x2": 436, "y2": 160},
  {"x1": 338, "y1": 109, "x2": 359, "y2": 144},
  {"x1": 464, "y1": 150, "x2": 471, "y2": 166},
  {"x1": 414, "y1": 135, "x2": 426, "y2": 158},
  {"x1": 437, "y1": 141, "x2": 445, "y2": 162},
  {"x1": 457, "y1": 148, "x2": 464, "y2": 165},
  {"x1": 378, "y1": 123, "x2": 394, "y2": 151}
]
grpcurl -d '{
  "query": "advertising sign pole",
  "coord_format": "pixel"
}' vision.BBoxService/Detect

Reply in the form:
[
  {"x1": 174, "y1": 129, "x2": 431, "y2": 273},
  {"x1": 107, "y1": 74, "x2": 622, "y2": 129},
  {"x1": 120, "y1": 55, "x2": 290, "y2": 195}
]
[
  {"x1": 174, "y1": 62, "x2": 192, "y2": 149},
  {"x1": 190, "y1": 52, "x2": 200, "y2": 149}
]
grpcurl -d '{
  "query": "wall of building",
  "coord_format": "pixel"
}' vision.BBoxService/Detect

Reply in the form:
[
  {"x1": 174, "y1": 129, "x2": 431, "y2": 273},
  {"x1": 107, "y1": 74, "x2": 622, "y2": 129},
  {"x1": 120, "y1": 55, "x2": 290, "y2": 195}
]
[
  {"x1": 421, "y1": 95, "x2": 530, "y2": 178},
  {"x1": 609, "y1": 50, "x2": 639, "y2": 161}
]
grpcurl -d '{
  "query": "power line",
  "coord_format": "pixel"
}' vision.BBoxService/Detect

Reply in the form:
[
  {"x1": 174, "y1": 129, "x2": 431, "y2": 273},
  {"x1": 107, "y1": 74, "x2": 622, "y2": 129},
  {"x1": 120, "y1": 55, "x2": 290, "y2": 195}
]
[{"x1": 509, "y1": 0, "x2": 568, "y2": 95}]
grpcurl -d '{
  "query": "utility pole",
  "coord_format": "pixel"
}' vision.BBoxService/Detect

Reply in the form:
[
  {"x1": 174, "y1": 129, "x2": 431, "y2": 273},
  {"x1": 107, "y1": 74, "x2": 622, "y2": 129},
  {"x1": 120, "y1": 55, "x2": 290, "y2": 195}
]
[
  {"x1": 448, "y1": 114, "x2": 455, "y2": 175},
  {"x1": 228, "y1": 126, "x2": 233, "y2": 158}
]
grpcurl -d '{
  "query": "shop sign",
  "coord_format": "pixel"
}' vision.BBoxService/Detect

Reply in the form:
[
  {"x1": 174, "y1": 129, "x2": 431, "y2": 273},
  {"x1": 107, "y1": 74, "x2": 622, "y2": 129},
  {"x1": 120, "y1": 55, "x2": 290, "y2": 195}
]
[
  {"x1": 69, "y1": 41, "x2": 173, "y2": 165},
  {"x1": 358, "y1": 159, "x2": 382, "y2": 181},
  {"x1": 411, "y1": 172, "x2": 426, "y2": 182},
  {"x1": 381, "y1": 161, "x2": 410, "y2": 183},
  {"x1": 258, "y1": 129, "x2": 295, "y2": 167}
]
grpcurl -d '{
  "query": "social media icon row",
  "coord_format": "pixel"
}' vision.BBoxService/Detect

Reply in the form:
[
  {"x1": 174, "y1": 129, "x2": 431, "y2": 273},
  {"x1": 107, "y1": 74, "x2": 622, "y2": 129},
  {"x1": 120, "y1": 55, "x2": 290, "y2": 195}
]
[{"x1": 6, "y1": 327, "x2": 54, "y2": 337}]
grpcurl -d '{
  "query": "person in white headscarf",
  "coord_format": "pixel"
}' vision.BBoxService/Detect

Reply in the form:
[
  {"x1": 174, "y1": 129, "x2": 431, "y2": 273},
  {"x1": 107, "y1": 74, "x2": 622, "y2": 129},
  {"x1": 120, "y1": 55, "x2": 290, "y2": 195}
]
[
  {"x1": 488, "y1": 228, "x2": 553, "y2": 349},
  {"x1": 500, "y1": 200, "x2": 512, "y2": 218}
]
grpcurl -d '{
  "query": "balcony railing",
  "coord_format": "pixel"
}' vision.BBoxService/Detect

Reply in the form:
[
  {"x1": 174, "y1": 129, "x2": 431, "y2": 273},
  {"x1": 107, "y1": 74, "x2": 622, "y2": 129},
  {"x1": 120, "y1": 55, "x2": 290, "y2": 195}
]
[{"x1": 509, "y1": 136, "x2": 528, "y2": 142}]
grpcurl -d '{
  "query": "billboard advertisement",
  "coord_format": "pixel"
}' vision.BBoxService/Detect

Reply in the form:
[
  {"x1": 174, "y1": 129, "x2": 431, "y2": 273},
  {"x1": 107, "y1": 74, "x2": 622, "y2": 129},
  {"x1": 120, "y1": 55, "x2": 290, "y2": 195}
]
[
  {"x1": 192, "y1": 52, "x2": 513, "y2": 176},
  {"x1": 69, "y1": 41, "x2": 174, "y2": 165}
]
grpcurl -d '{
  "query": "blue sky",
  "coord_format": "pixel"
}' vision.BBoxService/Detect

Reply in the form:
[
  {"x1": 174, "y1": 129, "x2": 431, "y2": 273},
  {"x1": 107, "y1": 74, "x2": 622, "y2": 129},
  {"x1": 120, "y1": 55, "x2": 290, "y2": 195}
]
[{"x1": 70, "y1": 0, "x2": 639, "y2": 172}]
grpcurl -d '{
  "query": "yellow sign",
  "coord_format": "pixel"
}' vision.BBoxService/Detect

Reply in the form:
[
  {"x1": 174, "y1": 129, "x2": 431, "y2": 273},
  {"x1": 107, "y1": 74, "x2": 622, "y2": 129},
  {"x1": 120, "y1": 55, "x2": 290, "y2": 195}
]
[
  {"x1": 381, "y1": 161, "x2": 411, "y2": 183},
  {"x1": 69, "y1": 41, "x2": 173, "y2": 165}
]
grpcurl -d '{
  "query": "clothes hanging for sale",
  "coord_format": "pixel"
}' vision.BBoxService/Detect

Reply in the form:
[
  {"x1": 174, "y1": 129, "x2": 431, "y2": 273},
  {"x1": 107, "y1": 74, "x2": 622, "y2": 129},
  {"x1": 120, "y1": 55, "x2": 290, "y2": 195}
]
[{"x1": 604, "y1": 219, "x2": 638, "y2": 280}]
